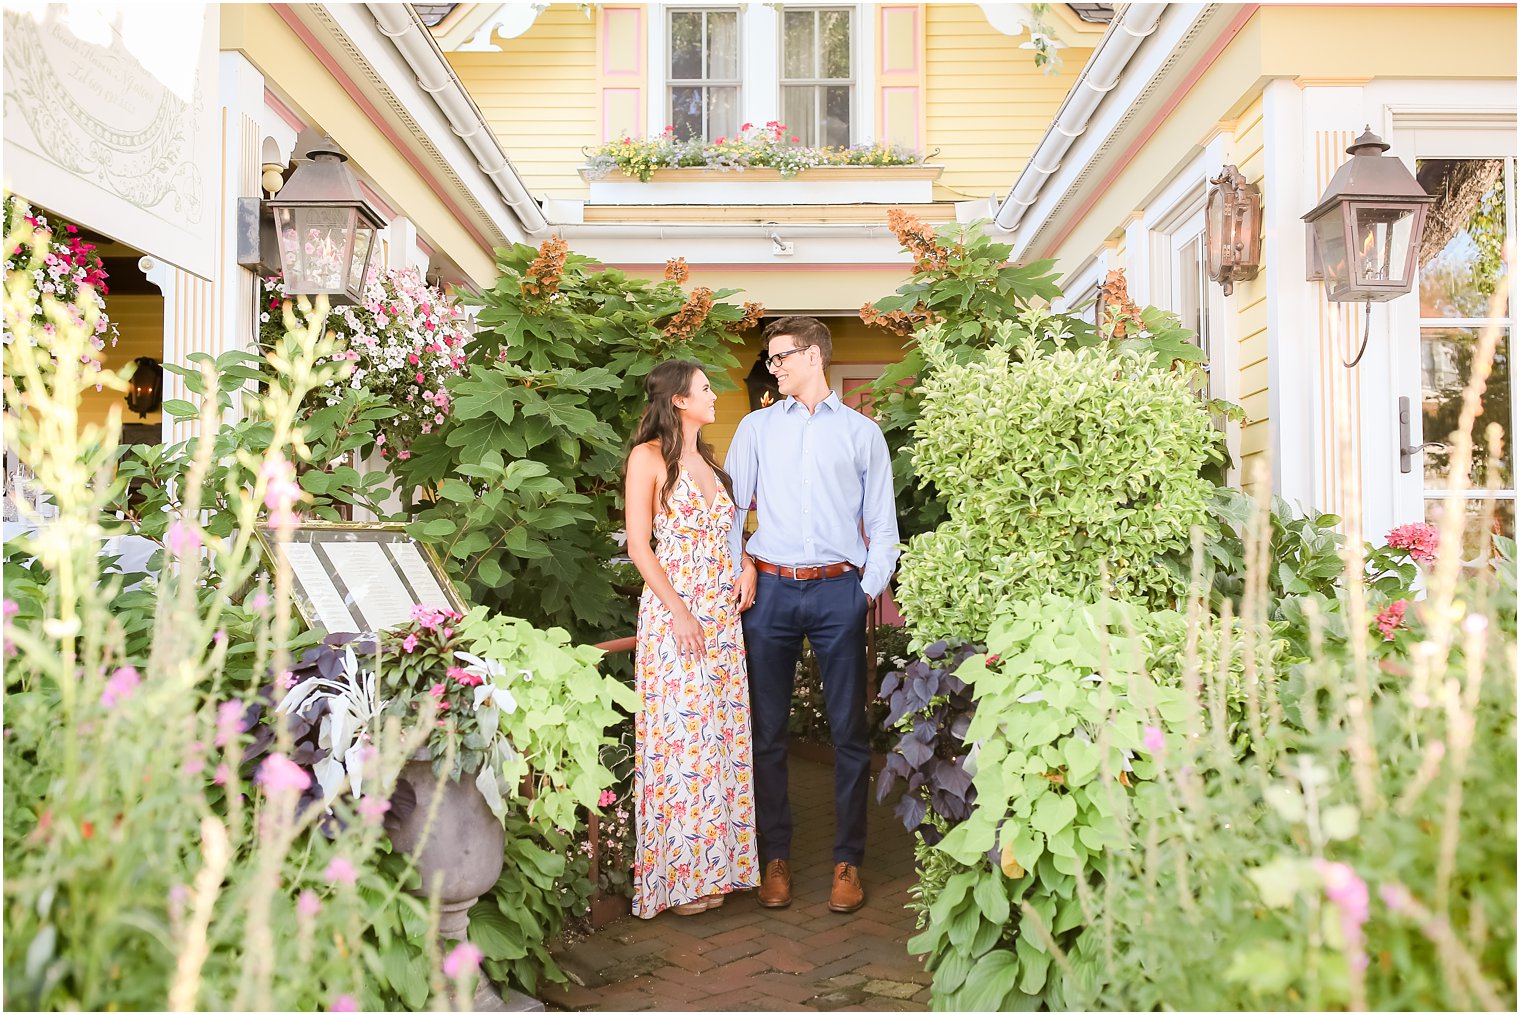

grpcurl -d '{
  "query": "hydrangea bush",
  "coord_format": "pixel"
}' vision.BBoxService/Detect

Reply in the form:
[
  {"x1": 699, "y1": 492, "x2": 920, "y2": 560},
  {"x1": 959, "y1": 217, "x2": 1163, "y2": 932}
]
[
  {"x1": 895, "y1": 326, "x2": 1220, "y2": 643},
  {"x1": 584, "y1": 121, "x2": 923, "y2": 181}
]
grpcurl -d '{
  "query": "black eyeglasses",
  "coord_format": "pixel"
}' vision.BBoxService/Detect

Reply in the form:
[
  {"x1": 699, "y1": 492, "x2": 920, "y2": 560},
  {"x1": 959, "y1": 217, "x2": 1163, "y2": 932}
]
[{"x1": 765, "y1": 346, "x2": 809, "y2": 371}]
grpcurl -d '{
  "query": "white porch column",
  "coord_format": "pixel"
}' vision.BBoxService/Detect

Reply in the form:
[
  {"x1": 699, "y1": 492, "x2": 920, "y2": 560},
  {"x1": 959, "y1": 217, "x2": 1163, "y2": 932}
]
[{"x1": 149, "y1": 52, "x2": 265, "y2": 443}]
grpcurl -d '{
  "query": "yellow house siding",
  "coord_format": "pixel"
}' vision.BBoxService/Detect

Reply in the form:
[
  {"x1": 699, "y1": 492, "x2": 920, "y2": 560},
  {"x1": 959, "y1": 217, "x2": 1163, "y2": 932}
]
[
  {"x1": 1232, "y1": 94, "x2": 1270, "y2": 491},
  {"x1": 447, "y1": 5, "x2": 598, "y2": 202},
  {"x1": 924, "y1": 4, "x2": 1091, "y2": 202}
]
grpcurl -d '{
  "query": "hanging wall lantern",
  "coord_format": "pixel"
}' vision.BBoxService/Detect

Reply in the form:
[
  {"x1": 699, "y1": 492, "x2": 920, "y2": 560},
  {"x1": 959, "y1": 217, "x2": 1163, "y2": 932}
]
[
  {"x1": 263, "y1": 137, "x2": 386, "y2": 303},
  {"x1": 1205, "y1": 165, "x2": 1263, "y2": 296},
  {"x1": 124, "y1": 356, "x2": 163, "y2": 418},
  {"x1": 1303, "y1": 128, "x2": 1433, "y2": 303}
]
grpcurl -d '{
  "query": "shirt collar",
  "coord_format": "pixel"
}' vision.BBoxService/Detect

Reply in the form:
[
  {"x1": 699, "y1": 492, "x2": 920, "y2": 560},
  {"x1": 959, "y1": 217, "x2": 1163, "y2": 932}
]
[{"x1": 782, "y1": 390, "x2": 842, "y2": 414}]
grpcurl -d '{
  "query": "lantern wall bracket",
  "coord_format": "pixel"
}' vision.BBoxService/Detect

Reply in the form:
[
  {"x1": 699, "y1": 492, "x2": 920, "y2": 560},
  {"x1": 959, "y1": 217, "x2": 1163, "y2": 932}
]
[
  {"x1": 1398, "y1": 396, "x2": 1447, "y2": 474},
  {"x1": 1342, "y1": 299, "x2": 1374, "y2": 369}
]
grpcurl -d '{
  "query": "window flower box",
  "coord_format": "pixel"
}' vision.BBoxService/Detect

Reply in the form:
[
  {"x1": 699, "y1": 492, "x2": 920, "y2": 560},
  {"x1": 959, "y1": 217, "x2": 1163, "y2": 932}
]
[{"x1": 578, "y1": 164, "x2": 944, "y2": 206}]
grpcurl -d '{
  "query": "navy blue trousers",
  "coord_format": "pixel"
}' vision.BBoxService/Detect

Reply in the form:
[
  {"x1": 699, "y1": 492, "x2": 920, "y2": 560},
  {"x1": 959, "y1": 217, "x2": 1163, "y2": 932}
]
[{"x1": 742, "y1": 570, "x2": 871, "y2": 866}]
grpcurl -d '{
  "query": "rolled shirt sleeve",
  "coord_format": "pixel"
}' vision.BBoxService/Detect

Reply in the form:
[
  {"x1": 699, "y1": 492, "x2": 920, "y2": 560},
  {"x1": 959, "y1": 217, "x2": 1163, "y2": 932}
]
[
  {"x1": 724, "y1": 414, "x2": 758, "y2": 582},
  {"x1": 858, "y1": 423, "x2": 900, "y2": 600}
]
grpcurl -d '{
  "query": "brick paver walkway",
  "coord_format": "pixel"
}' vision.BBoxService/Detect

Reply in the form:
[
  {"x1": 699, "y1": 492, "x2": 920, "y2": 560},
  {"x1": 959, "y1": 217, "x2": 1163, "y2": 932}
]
[{"x1": 545, "y1": 754, "x2": 929, "y2": 1012}]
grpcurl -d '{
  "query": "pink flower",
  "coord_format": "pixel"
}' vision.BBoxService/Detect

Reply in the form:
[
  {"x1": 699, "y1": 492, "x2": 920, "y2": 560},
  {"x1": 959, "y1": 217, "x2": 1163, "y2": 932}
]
[
  {"x1": 414, "y1": 372, "x2": 425, "y2": 384},
  {"x1": 165, "y1": 520, "x2": 201, "y2": 557},
  {"x1": 1142, "y1": 725, "x2": 1166, "y2": 754},
  {"x1": 598, "y1": 789, "x2": 617, "y2": 808},
  {"x1": 1386, "y1": 522, "x2": 1439, "y2": 564},
  {"x1": 402, "y1": 633, "x2": 419, "y2": 653},
  {"x1": 261, "y1": 455, "x2": 302, "y2": 528},
  {"x1": 257, "y1": 753, "x2": 312, "y2": 796},
  {"x1": 324, "y1": 856, "x2": 358, "y2": 886},
  {"x1": 357, "y1": 796, "x2": 391, "y2": 825},
  {"x1": 100, "y1": 665, "x2": 140, "y2": 709},
  {"x1": 297, "y1": 889, "x2": 322, "y2": 918},
  {"x1": 330, "y1": 994, "x2": 359, "y2": 1012},
  {"x1": 250, "y1": 591, "x2": 270, "y2": 612},
  {"x1": 1315, "y1": 859, "x2": 1370, "y2": 968},
  {"x1": 448, "y1": 665, "x2": 483, "y2": 687},
  {"x1": 3, "y1": 600, "x2": 17, "y2": 618},
  {"x1": 216, "y1": 699, "x2": 245, "y2": 747},
  {"x1": 443, "y1": 941, "x2": 482, "y2": 979},
  {"x1": 1375, "y1": 599, "x2": 1409, "y2": 640},
  {"x1": 213, "y1": 763, "x2": 232, "y2": 786}
]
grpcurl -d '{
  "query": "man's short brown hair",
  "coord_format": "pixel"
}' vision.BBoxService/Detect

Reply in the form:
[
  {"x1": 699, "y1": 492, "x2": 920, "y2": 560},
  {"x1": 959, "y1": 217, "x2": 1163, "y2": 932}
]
[{"x1": 762, "y1": 316, "x2": 833, "y2": 368}]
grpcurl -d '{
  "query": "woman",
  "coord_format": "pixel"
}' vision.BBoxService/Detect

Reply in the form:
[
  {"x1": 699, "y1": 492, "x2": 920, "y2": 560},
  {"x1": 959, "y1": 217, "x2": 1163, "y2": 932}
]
[{"x1": 624, "y1": 360, "x2": 759, "y2": 917}]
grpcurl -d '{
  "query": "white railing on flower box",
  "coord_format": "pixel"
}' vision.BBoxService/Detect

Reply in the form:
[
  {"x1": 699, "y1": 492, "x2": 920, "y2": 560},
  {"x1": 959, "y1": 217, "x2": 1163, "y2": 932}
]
[{"x1": 578, "y1": 165, "x2": 944, "y2": 206}]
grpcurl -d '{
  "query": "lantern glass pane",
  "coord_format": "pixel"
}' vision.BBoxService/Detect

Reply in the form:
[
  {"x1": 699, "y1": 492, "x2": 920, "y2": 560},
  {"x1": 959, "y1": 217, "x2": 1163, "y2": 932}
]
[
  {"x1": 347, "y1": 225, "x2": 375, "y2": 297},
  {"x1": 275, "y1": 206, "x2": 358, "y2": 295},
  {"x1": 1205, "y1": 187, "x2": 1226, "y2": 277},
  {"x1": 1351, "y1": 204, "x2": 1415, "y2": 286},
  {"x1": 1311, "y1": 211, "x2": 1350, "y2": 291}
]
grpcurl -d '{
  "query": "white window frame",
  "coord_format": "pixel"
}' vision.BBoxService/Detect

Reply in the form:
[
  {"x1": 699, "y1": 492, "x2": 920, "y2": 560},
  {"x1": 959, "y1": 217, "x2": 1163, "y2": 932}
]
[
  {"x1": 648, "y1": 5, "x2": 876, "y2": 146},
  {"x1": 1055, "y1": 250, "x2": 1108, "y2": 326},
  {"x1": 662, "y1": 6, "x2": 744, "y2": 142},
  {"x1": 1385, "y1": 109, "x2": 1518, "y2": 549},
  {"x1": 778, "y1": 6, "x2": 858, "y2": 148}
]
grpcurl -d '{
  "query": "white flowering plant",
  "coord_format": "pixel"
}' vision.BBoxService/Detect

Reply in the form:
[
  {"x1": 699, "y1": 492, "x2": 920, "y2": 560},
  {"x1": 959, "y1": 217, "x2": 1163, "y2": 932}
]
[{"x1": 260, "y1": 267, "x2": 469, "y2": 461}]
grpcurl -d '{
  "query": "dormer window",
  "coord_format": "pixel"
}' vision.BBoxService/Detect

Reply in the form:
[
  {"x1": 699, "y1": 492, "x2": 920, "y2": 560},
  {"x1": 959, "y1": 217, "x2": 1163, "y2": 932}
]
[
  {"x1": 668, "y1": 8, "x2": 740, "y2": 141},
  {"x1": 781, "y1": 7, "x2": 854, "y2": 148}
]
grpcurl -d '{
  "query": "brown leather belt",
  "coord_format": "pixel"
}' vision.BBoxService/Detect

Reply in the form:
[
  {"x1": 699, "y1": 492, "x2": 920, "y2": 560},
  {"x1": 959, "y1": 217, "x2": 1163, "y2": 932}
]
[{"x1": 752, "y1": 559, "x2": 857, "y2": 581}]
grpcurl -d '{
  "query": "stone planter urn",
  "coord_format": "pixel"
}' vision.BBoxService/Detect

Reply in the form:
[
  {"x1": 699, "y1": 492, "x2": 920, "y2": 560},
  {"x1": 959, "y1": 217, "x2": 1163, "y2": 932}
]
[{"x1": 387, "y1": 755, "x2": 542, "y2": 1012}]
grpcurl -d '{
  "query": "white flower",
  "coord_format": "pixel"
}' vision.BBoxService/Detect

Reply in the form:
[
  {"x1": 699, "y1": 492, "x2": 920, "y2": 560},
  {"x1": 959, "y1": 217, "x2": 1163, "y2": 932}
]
[{"x1": 473, "y1": 680, "x2": 517, "y2": 715}]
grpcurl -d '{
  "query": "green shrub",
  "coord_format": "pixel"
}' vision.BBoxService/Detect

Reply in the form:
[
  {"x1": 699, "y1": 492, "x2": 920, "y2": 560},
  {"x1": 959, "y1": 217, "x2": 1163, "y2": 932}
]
[
  {"x1": 895, "y1": 328, "x2": 1220, "y2": 643},
  {"x1": 391, "y1": 239, "x2": 752, "y2": 641}
]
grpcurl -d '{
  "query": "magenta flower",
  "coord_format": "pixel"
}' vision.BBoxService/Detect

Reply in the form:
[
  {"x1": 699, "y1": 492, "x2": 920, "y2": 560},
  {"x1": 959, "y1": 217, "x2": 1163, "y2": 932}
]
[
  {"x1": 100, "y1": 665, "x2": 141, "y2": 709},
  {"x1": 1316, "y1": 859, "x2": 1370, "y2": 969},
  {"x1": 325, "y1": 856, "x2": 359, "y2": 886},
  {"x1": 1386, "y1": 522, "x2": 1439, "y2": 564},
  {"x1": 443, "y1": 941, "x2": 483, "y2": 979},
  {"x1": 257, "y1": 753, "x2": 312, "y2": 795},
  {"x1": 402, "y1": 633, "x2": 419, "y2": 653},
  {"x1": 261, "y1": 455, "x2": 302, "y2": 528},
  {"x1": 1142, "y1": 725, "x2": 1166, "y2": 754},
  {"x1": 250, "y1": 591, "x2": 270, "y2": 612},
  {"x1": 330, "y1": 994, "x2": 359, "y2": 1012},
  {"x1": 297, "y1": 889, "x2": 322, "y2": 918},
  {"x1": 598, "y1": 789, "x2": 617, "y2": 808}
]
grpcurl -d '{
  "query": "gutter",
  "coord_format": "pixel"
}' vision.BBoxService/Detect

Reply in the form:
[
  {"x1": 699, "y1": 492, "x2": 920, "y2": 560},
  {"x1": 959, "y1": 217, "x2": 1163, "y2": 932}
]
[
  {"x1": 991, "y1": 2, "x2": 1167, "y2": 234},
  {"x1": 368, "y1": 2, "x2": 551, "y2": 236}
]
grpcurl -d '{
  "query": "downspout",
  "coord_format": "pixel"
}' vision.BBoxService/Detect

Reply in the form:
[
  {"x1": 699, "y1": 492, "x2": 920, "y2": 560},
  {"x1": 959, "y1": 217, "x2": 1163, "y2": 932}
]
[
  {"x1": 992, "y1": 2, "x2": 1167, "y2": 234},
  {"x1": 368, "y1": 2, "x2": 552, "y2": 235}
]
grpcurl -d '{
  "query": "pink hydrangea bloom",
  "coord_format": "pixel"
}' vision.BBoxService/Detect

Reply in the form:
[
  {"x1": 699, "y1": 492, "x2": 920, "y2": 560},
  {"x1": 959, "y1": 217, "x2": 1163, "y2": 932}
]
[
  {"x1": 443, "y1": 941, "x2": 483, "y2": 979},
  {"x1": 1375, "y1": 599, "x2": 1409, "y2": 640},
  {"x1": 257, "y1": 753, "x2": 312, "y2": 795},
  {"x1": 1386, "y1": 522, "x2": 1439, "y2": 564}
]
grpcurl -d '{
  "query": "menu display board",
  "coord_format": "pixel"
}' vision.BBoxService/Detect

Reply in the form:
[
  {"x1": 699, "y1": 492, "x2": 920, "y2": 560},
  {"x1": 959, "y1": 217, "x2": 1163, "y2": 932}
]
[{"x1": 256, "y1": 523, "x2": 468, "y2": 635}]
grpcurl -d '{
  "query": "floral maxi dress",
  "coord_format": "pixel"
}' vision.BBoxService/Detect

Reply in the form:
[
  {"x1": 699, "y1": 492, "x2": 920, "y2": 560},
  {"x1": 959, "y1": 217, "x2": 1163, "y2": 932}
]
[{"x1": 632, "y1": 469, "x2": 759, "y2": 917}]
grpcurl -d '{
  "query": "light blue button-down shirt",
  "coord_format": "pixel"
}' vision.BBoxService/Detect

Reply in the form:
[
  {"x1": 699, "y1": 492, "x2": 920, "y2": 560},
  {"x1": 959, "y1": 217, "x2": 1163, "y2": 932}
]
[{"x1": 724, "y1": 391, "x2": 900, "y2": 600}]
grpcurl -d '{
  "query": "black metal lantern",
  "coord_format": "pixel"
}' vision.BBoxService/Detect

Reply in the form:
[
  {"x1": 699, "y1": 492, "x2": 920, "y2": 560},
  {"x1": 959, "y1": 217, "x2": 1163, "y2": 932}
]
[
  {"x1": 124, "y1": 356, "x2": 163, "y2": 418},
  {"x1": 1205, "y1": 165, "x2": 1263, "y2": 296},
  {"x1": 265, "y1": 138, "x2": 386, "y2": 303},
  {"x1": 1303, "y1": 128, "x2": 1433, "y2": 303}
]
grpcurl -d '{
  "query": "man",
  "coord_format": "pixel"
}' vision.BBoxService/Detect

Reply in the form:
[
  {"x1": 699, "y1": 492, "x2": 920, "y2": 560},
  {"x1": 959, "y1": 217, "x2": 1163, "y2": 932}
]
[{"x1": 726, "y1": 316, "x2": 900, "y2": 914}]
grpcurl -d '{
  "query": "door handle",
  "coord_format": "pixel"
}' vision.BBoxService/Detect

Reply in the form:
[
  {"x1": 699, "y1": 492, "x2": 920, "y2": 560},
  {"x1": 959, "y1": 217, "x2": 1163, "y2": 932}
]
[{"x1": 1398, "y1": 396, "x2": 1447, "y2": 474}]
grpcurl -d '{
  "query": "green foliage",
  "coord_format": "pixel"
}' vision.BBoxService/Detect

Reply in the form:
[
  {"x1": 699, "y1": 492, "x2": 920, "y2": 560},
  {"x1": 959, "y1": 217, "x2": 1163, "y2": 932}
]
[
  {"x1": 391, "y1": 240, "x2": 748, "y2": 640},
  {"x1": 2, "y1": 232, "x2": 432, "y2": 1012},
  {"x1": 585, "y1": 121, "x2": 924, "y2": 181},
  {"x1": 908, "y1": 595, "x2": 1248, "y2": 1011},
  {"x1": 896, "y1": 331, "x2": 1219, "y2": 643},
  {"x1": 862, "y1": 217, "x2": 1206, "y2": 541}
]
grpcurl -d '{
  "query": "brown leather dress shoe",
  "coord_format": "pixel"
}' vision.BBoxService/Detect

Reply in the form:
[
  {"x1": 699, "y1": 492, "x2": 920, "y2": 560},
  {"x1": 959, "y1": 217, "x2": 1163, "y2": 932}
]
[
  {"x1": 757, "y1": 859, "x2": 792, "y2": 908},
  {"x1": 829, "y1": 862, "x2": 864, "y2": 913}
]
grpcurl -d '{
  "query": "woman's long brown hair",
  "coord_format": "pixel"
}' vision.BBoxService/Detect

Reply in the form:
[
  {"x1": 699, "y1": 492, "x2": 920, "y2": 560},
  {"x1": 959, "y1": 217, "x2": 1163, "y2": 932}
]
[{"x1": 627, "y1": 359, "x2": 735, "y2": 513}]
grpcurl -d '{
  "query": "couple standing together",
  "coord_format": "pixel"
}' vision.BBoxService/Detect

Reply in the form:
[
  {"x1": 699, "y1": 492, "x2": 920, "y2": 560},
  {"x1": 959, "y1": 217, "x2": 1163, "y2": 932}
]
[{"x1": 624, "y1": 316, "x2": 900, "y2": 919}]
